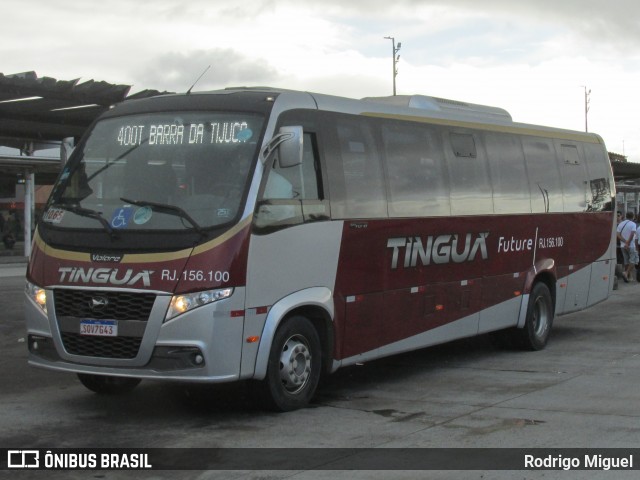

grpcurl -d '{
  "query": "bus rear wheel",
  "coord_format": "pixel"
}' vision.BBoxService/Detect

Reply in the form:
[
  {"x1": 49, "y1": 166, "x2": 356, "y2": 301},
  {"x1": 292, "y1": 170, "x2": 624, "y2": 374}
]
[
  {"x1": 491, "y1": 282, "x2": 554, "y2": 351},
  {"x1": 77, "y1": 374, "x2": 141, "y2": 395},
  {"x1": 257, "y1": 315, "x2": 322, "y2": 412},
  {"x1": 517, "y1": 282, "x2": 554, "y2": 350}
]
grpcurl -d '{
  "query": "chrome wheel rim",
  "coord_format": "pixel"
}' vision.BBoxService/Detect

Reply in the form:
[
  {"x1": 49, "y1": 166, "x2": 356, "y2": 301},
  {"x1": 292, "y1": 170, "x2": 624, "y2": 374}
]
[{"x1": 279, "y1": 335, "x2": 312, "y2": 394}]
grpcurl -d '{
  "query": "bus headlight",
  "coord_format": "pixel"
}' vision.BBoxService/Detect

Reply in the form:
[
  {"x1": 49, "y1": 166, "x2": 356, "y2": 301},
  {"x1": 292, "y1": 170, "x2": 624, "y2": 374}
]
[
  {"x1": 26, "y1": 281, "x2": 47, "y2": 314},
  {"x1": 165, "y1": 288, "x2": 234, "y2": 322}
]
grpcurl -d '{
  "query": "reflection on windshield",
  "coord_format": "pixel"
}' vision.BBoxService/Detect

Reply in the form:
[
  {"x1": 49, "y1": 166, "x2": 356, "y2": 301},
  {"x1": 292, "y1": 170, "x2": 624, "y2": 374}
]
[
  {"x1": 44, "y1": 112, "x2": 263, "y2": 232},
  {"x1": 120, "y1": 197, "x2": 204, "y2": 234},
  {"x1": 50, "y1": 202, "x2": 114, "y2": 236}
]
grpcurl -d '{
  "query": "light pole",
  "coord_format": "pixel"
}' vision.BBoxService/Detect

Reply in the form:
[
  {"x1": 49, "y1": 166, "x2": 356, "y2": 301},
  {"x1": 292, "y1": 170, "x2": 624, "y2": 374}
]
[
  {"x1": 583, "y1": 86, "x2": 591, "y2": 132},
  {"x1": 384, "y1": 36, "x2": 401, "y2": 96}
]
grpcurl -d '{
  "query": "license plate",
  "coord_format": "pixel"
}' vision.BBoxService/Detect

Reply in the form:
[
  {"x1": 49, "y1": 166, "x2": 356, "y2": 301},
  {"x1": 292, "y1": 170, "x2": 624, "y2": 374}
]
[{"x1": 79, "y1": 319, "x2": 118, "y2": 337}]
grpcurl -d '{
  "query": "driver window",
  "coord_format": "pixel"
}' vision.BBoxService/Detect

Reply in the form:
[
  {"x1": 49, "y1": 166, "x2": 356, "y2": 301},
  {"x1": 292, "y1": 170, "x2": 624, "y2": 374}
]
[
  {"x1": 256, "y1": 132, "x2": 325, "y2": 230},
  {"x1": 264, "y1": 133, "x2": 320, "y2": 200}
]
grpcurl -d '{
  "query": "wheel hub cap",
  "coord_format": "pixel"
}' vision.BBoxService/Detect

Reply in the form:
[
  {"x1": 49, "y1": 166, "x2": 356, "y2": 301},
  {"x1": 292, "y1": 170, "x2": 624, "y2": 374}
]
[{"x1": 279, "y1": 336, "x2": 312, "y2": 394}]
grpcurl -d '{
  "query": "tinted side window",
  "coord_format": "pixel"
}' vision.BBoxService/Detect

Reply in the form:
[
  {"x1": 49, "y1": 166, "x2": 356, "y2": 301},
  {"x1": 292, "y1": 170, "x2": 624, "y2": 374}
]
[
  {"x1": 255, "y1": 132, "x2": 328, "y2": 230},
  {"x1": 485, "y1": 133, "x2": 531, "y2": 214},
  {"x1": 329, "y1": 117, "x2": 386, "y2": 219},
  {"x1": 559, "y1": 143, "x2": 589, "y2": 212},
  {"x1": 263, "y1": 133, "x2": 321, "y2": 201},
  {"x1": 523, "y1": 137, "x2": 563, "y2": 213},
  {"x1": 583, "y1": 142, "x2": 613, "y2": 212},
  {"x1": 445, "y1": 131, "x2": 493, "y2": 215},
  {"x1": 382, "y1": 123, "x2": 450, "y2": 217}
]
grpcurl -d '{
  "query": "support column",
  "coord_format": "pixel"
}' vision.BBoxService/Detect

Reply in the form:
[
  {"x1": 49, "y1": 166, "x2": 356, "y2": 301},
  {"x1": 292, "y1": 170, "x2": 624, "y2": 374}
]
[{"x1": 23, "y1": 169, "x2": 35, "y2": 257}]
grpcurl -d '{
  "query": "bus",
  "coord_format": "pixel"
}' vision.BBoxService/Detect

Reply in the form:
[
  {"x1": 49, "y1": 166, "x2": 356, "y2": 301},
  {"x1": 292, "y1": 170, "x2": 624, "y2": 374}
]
[{"x1": 25, "y1": 88, "x2": 616, "y2": 411}]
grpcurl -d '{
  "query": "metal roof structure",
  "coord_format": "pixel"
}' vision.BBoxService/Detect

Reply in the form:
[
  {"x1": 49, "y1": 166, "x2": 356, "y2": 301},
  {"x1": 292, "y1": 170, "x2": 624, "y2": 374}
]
[
  {"x1": 0, "y1": 71, "x2": 169, "y2": 154},
  {"x1": 610, "y1": 154, "x2": 640, "y2": 183}
]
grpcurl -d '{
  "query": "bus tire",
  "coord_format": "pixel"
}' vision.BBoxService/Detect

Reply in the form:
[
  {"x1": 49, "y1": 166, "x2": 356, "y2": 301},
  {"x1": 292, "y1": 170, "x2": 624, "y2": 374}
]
[
  {"x1": 77, "y1": 374, "x2": 141, "y2": 395},
  {"x1": 517, "y1": 282, "x2": 554, "y2": 351},
  {"x1": 257, "y1": 315, "x2": 322, "y2": 412}
]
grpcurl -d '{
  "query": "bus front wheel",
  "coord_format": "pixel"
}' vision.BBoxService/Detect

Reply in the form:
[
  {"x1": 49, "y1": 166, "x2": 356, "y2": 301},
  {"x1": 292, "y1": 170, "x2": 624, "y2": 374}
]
[
  {"x1": 77, "y1": 374, "x2": 141, "y2": 395},
  {"x1": 257, "y1": 315, "x2": 322, "y2": 412}
]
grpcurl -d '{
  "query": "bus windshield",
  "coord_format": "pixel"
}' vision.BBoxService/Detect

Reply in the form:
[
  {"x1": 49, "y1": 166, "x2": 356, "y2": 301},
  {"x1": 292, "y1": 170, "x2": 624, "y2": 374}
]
[{"x1": 45, "y1": 112, "x2": 264, "y2": 232}]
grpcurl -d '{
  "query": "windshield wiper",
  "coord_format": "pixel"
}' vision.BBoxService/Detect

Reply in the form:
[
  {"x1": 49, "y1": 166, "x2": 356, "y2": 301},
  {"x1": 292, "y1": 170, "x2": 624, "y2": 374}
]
[
  {"x1": 53, "y1": 203, "x2": 115, "y2": 237},
  {"x1": 87, "y1": 139, "x2": 148, "y2": 182},
  {"x1": 120, "y1": 198, "x2": 205, "y2": 235}
]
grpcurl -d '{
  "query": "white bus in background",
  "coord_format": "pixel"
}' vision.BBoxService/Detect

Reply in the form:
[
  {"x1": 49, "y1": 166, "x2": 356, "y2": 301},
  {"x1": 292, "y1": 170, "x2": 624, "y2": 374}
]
[{"x1": 26, "y1": 88, "x2": 616, "y2": 411}]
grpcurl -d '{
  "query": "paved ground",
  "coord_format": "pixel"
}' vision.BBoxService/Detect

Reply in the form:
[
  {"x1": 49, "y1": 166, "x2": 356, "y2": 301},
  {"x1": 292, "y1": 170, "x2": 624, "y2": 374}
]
[{"x1": 1, "y1": 260, "x2": 639, "y2": 479}]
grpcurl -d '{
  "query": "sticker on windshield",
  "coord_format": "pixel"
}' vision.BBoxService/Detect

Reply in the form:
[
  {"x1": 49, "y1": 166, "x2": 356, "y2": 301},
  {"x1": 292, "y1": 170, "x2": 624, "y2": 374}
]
[
  {"x1": 236, "y1": 128, "x2": 253, "y2": 142},
  {"x1": 217, "y1": 208, "x2": 232, "y2": 218},
  {"x1": 111, "y1": 207, "x2": 134, "y2": 229},
  {"x1": 42, "y1": 208, "x2": 66, "y2": 224},
  {"x1": 133, "y1": 206, "x2": 153, "y2": 225}
]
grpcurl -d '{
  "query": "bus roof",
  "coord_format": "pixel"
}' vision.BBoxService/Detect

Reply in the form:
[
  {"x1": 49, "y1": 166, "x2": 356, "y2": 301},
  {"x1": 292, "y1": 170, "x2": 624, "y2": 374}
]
[
  {"x1": 362, "y1": 94, "x2": 513, "y2": 124},
  {"x1": 109, "y1": 86, "x2": 604, "y2": 145}
]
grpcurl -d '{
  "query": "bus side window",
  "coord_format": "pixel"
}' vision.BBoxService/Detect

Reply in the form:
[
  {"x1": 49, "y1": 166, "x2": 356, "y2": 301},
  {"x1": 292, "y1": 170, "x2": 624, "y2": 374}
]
[
  {"x1": 523, "y1": 137, "x2": 564, "y2": 213},
  {"x1": 383, "y1": 123, "x2": 450, "y2": 217},
  {"x1": 255, "y1": 132, "x2": 327, "y2": 229},
  {"x1": 331, "y1": 119, "x2": 386, "y2": 219},
  {"x1": 446, "y1": 131, "x2": 493, "y2": 215},
  {"x1": 558, "y1": 143, "x2": 589, "y2": 212},
  {"x1": 583, "y1": 143, "x2": 612, "y2": 212},
  {"x1": 485, "y1": 132, "x2": 531, "y2": 214}
]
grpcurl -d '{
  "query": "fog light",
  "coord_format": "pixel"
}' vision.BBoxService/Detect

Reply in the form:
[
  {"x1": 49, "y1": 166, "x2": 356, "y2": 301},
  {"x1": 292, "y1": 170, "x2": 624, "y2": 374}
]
[
  {"x1": 148, "y1": 346, "x2": 206, "y2": 371},
  {"x1": 27, "y1": 335, "x2": 59, "y2": 361}
]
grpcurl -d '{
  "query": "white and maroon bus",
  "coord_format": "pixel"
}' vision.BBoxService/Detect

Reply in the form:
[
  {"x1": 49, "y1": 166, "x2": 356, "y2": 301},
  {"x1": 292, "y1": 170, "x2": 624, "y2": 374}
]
[{"x1": 25, "y1": 88, "x2": 616, "y2": 410}]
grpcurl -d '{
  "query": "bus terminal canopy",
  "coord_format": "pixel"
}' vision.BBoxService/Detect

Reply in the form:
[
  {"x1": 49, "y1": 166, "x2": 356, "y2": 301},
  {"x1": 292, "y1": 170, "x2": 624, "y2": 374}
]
[
  {"x1": 0, "y1": 71, "x2": 170, "y2": 257},
  {"x1": 0, "y1": 71, "x2": 169, "y2": 156}
]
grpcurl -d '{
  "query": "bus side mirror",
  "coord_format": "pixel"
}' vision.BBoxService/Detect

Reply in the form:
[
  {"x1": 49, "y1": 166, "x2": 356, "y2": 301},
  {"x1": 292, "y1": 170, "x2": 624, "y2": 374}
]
[
  {"x1": 261, "y1": 126, "x2": 303, "y2": 167},
  {"x1": 277, "y1": 126, "x2": 303, "y2": 168}
]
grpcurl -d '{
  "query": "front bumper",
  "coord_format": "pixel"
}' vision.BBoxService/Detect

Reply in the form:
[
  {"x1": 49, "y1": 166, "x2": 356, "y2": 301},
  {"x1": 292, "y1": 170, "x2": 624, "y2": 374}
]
[{"x1": 25, "y1": 286, "x2": 249, "y2": 382}]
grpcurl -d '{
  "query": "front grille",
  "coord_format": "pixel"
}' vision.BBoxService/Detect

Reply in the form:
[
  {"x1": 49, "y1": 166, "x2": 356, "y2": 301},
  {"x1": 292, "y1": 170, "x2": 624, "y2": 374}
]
[
  {"x1": 53, "y1": 289, "x2": 157, "y2": 359},
  {"x1": 61, "y1": 333, "x2": 142, "y2": 359},
  {"x1": 54, "y1": 290, "x2": 156, "y2": 321}
]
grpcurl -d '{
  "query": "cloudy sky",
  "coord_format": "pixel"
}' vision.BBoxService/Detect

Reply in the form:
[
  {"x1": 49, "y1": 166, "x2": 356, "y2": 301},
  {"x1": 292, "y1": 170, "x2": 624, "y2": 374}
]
[{"x1": 4, "y1": 0, "x2": 640, "y2": 160}]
